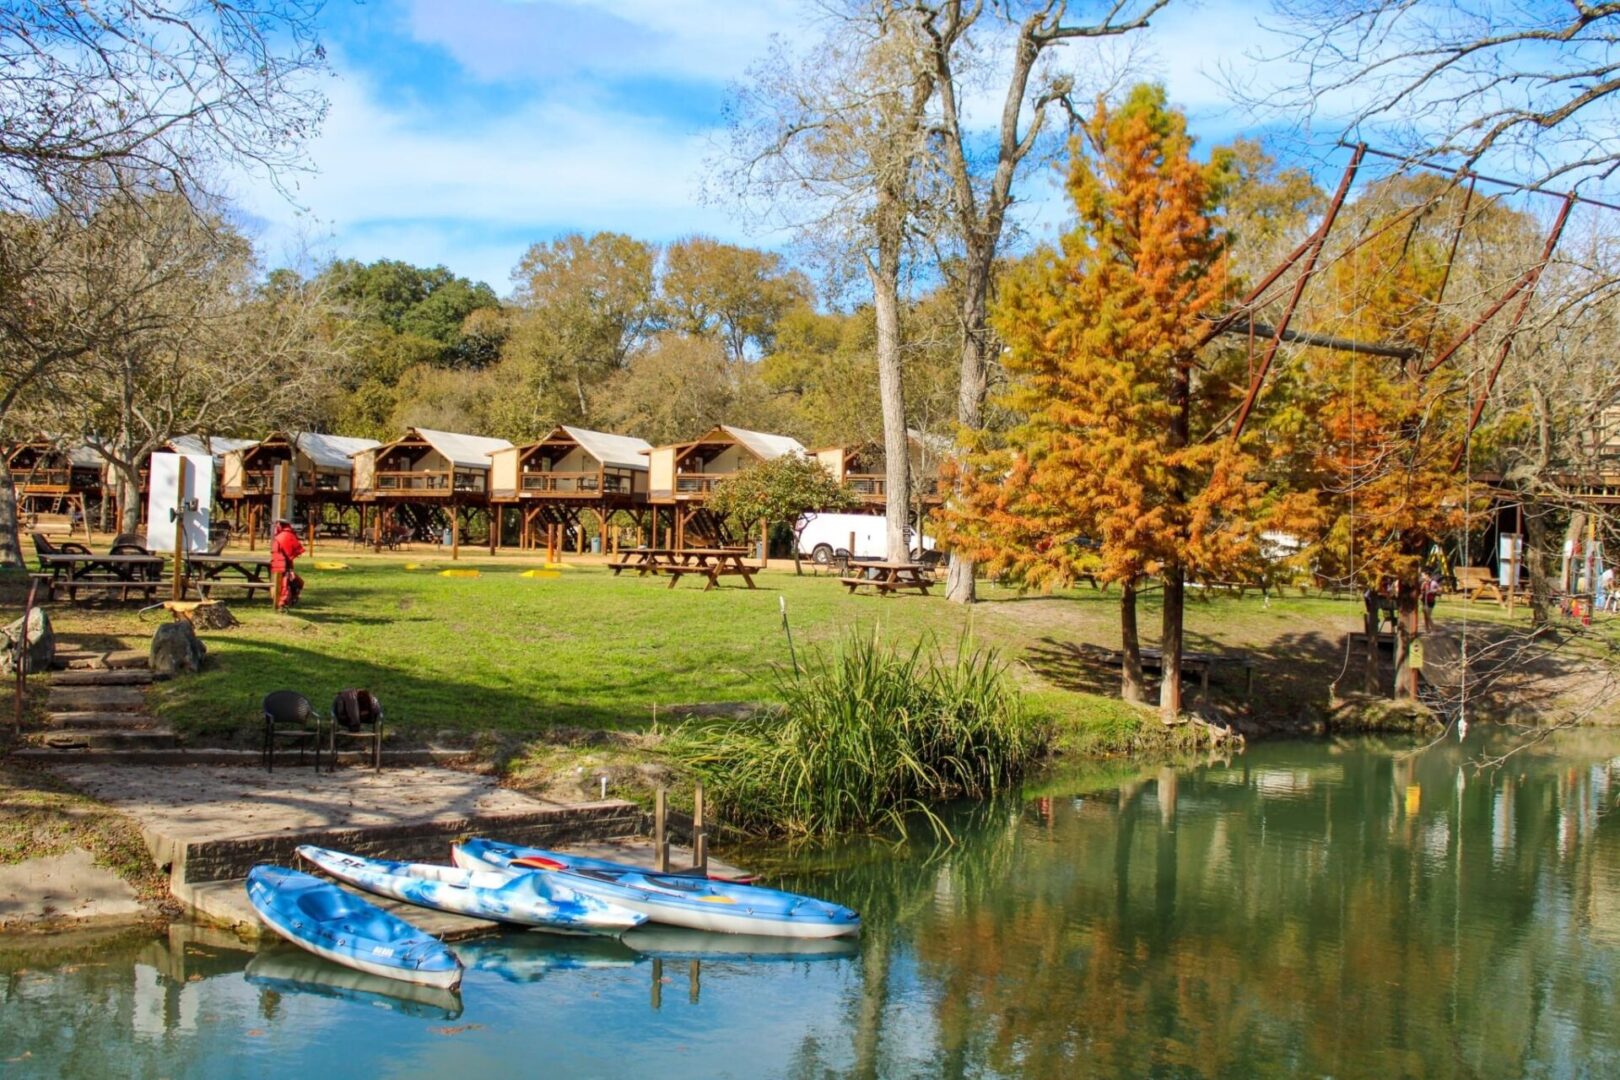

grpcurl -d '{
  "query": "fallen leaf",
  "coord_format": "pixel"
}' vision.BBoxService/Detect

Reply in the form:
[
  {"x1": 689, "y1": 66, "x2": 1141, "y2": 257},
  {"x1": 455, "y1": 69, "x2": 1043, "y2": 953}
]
[
  {"x1": 245, "y1": 1029, "x2": 265, "y2": 1038},
  {"x1": 430, "y1": 1024, "x2": 484, "y2": 1037}
]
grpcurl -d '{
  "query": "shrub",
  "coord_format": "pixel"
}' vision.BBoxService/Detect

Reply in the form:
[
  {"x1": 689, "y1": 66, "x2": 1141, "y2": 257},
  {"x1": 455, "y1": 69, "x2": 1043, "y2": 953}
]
[{"x1": 665, "y1": 631, "x2": 1048, "y2": 837}]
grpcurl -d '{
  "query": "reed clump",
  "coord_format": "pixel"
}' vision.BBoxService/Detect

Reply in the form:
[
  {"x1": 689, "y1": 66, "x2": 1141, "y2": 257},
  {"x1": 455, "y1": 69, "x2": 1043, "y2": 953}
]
[{"x1": 665, "y1": 632, "x2": 1047, "y2": 836}]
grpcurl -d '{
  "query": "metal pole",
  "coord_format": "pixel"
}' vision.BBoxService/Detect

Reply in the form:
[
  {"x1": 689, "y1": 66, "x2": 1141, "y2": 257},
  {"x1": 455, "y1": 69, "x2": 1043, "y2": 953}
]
[{"x1": 1230, "y1": 144, "x2": 1366, "y2": 443}]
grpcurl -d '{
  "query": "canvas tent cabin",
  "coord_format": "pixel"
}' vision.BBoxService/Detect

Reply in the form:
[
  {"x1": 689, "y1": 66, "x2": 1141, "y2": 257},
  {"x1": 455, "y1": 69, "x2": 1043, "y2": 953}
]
[
  {"x1": 350, "y1": 427, "x2": 513, "y2": 554},
  {"x1": 106, "y1": 434, "x2": 258, "y2": 526},
  {"x1": 6, "y1": 440, "x2": 102, "y2": 505},
  {"x1": 813, "y1": 430, "x2": 949, "y2": 508},
  {"x1": 646, "y1": 425, "x2": 807, "y2": 549},
  {"x1": 489, "y1": 426, "x2": 653, "y2": 555},
  {"x1": 220, "y1": 431, "x2": 382, "y2": 539}
]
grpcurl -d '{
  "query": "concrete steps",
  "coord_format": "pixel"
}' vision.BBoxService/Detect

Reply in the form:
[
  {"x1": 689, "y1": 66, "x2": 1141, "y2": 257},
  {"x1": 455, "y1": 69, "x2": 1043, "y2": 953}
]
[
  {"x1": 51, "y1": 669, "x2": 155, "y2": 687},
  {"x1": 36, "y1": 642, "x2": 168, "y2": 755},
  {"x1": 47, "y1": 685, "x2": 148, "y2": 712}
]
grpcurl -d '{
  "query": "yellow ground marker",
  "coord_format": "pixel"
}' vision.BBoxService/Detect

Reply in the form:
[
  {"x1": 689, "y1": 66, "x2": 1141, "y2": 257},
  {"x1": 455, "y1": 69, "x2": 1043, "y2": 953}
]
[
  {"x1": 520, "y1": 569, "x2": 561, "y2": 579},
  {"x1": 440, "y1": 568, "x2": 480, "y2": 578},
  {"x1": 403, "y1": 563, "x2": 424, "y2": 571},
  {"x1": 313, "y1": 562, "x2": 349, "y2": 571}
]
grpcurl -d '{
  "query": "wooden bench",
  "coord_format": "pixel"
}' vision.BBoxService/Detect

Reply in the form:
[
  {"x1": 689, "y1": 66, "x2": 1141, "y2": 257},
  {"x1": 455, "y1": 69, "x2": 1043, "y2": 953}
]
[
  {"x1": 189, "y1": 579, "x2": 274, "y2": 600},
  {"x1": 31, "y1": 573, "x2": 161, "y2": 603},
  {"x1": 664, "y1": 563, "x2": 761, "y2": 591},
  {"x1": 840, "y1": 575, "x2": 933, "y2": 596}
]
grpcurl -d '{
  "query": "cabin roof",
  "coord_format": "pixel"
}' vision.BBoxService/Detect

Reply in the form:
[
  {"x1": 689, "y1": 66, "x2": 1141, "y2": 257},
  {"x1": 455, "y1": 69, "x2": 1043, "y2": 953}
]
[
  {"x1": 556, "y1": 426, "x2": 652, "y2": 471},
  {"x1": 392, "y1": 427, "x2": 512, "y2": 470},
  {"x1": 168, "y1": 434, "x2": 258, "y2": 464},
  {"x1": 292, "y1": 432, "x2": 381, "y2": 470},
  {"x1": 721, "y1": 426, "x2": 805, "y2": 461},
  {"x1": 67, "y1": 444, "x2": 101, "y2": 468}
]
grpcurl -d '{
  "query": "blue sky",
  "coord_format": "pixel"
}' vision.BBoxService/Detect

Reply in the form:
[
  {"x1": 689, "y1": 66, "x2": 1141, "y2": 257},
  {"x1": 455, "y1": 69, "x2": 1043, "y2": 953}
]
[{"x1": 232, "y1": 0, "x2": 1299, "y2": 293}]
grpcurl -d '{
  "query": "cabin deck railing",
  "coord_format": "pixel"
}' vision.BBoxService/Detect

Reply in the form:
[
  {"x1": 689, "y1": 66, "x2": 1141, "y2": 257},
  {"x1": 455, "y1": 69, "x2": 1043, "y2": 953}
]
[{"x1": 370, "y1": 469, "x2": 485, "y2": 494}]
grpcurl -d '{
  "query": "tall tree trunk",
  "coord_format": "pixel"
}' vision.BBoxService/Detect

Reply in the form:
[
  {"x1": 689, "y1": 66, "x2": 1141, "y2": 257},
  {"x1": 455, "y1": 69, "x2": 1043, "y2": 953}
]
[
  {"x1": 1160, "y1": 566, "x2": 1184, "y2": 718},
  {"x1": 1120, "y1": 580, "x2": 1145, "y2": 704},
  {"x1": 1362, "y1": 590, "x2": 1382, "y2": 695},
  {"x1": 946, "y1": 299, "x2": 991, "y2": 604},
  {"x1": 0, "y1": 461, "x2": 23, "y2": 567},
  {"x1": 1522, "y1": 498, "x2": 1553, "y2": 627},
  {"x1": 868, "y1": 198, "x2": 912, "y2": 566},
  {"x1": 118, "y1": 467, "x2": 143, "y2": 534},
  {"x1": 1393, "y1": 583, "x2": 1421, "y2": 701}
]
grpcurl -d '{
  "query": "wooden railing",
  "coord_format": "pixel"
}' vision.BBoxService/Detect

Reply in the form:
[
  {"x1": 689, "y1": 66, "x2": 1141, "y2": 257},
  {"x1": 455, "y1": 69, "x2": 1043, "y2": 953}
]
[
  {"x1": 16, "y1": 468, "x2": 73, "y2": 492},
  {"x1": 521, "y1": 469, "x2": 634, "y2": 495},
  {"x1": 674, "y1": 474, "x2": 729, "y2": 495},
  {"x1": 374, "y1": 470, "x2": 453, "y2": 492},
  {"x1": 847, "y1": 474, "x2": 940, "y2": 498}
]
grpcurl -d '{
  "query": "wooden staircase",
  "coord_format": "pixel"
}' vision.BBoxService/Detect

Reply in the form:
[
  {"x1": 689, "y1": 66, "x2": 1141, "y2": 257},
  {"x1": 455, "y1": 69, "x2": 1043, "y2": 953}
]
[{"x1": 33, "y1": 644, "x2": 177, "y2": 751}]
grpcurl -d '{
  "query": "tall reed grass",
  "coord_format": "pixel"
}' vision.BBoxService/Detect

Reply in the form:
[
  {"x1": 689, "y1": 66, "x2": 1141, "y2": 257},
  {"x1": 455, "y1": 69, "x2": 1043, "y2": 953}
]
[{"x1": 665, "y1": 631, "x2": 1048, "y2": 837}]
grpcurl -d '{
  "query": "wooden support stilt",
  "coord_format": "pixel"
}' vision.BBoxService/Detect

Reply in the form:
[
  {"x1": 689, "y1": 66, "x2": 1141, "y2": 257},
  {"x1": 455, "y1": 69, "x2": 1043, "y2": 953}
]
[
  {"x1": 450, "y1": 504, "x2": 461, "y2": 560},
  {"x1": 654, "y1": 787, "x2": 669, "y2": 873},
  {"x1": 692, "y1": 781, "x2": 707, "y2": 874},
  {"x1": 171, "y1": 457, "x2": 189, "y2": 603}
]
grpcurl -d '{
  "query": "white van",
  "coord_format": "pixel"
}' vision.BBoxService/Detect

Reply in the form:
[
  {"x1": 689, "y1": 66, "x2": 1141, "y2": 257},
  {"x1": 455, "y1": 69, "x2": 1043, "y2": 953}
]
[{"x1": 796, "y1": 512, "x2": 935, "y2": 564}]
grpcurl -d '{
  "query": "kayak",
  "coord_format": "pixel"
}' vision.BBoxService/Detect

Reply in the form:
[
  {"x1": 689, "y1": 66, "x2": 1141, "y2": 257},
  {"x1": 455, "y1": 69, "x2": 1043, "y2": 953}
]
[
  {"x1": 245, "y1": 945, "x2": 464, "y2": 1019},
  {"x1": 453, "y1": 839, "x2": 861, "y2": 939},
  {"x1": 244, "y1": 865, "x2": 463, "y2": 990},
  {"x1": 297, "y1": 845, "x2": 646, "y2": 935}
]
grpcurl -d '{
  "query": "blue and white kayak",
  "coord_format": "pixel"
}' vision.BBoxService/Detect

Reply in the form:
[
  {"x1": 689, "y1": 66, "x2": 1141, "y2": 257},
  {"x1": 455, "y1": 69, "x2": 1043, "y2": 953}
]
[
  {"x1": 297, "y1": 845, "x2": 646, "y2": 935},
  {"x1": 452, "y1": 839, "x2": 861, "y2": 939},
  {"x1": 245, "y1": 946, "x2": 464, "y2": 1019},
  {"x1": 454, "y1": 934, "x2": 640, "y2": 982},
  {"x1": 245, "y1": 865, "x2": 463, "y2": 990}
]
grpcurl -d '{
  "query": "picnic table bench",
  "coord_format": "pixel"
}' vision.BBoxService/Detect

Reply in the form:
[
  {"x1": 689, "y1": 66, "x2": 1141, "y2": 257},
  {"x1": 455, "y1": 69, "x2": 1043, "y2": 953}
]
[
  {"x1": 609, "y1": 547, "x2": 677, "y2": 576},
  {"x1": 1076, "y1": 643, "x2": 1254, "y2": 698},
  {"x1": 185, "y1": 553, "x2": 273, "y2": 599},
  {"x1": 662, "y1": 548, "x2": 759, "y2": 591},
  {"x1": 841, "y1": 561, "x2": 934, "y2": 596},
  {"x1": 32, "y1": 550, "x2": 166, "y2": 603}
]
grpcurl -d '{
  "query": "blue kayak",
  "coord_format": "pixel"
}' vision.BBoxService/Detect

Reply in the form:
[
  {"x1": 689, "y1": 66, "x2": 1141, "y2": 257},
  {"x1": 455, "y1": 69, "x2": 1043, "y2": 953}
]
[
  {"x1": 453, "y1": 839, "x2": 861, "y2": 939},
  {"x1": 298, "y1": 844, "x2": 646, "y2": 935},
  {"x1": 245, "y1": 865, "x2": 464, "y2": 990}
]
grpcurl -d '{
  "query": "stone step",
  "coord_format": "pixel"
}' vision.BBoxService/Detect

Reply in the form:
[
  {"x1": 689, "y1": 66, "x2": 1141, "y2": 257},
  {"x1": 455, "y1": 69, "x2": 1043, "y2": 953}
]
[
  {"x1": 46, "y1": 686, "x2": 147, "y2": 712},
  {"x1": 32, "y1": 728, "x2": 178, "y2": 751},
  {"x1": 50, "y1": 648, "x2": 149, "y2": 672},
  {"x1": 51, "y1": 669, "x2": 154, "y2": 687},
  {"x1": 44, "y1": 711, "x2": 168, "y2": 730}
]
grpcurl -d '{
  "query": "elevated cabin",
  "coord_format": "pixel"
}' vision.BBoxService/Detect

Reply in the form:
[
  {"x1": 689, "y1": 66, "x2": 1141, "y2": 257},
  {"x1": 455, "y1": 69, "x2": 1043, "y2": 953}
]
[
  {"x1": 222, "y1": 431, "x2": 381, "y2": 503},
  {"x1": 647, "y1": 426, "x2": 806, "y2": 504},
  {"x1": 351, "y1": 427, "x2": 513, "y2": 503},
  {"x1": 813, "y1": 430, "x2": 948, "y2": 507},
  {"x1": 489, "y1": 426, "x2": 653, "y2": 555},
  {"x1": 646, "y1": 425, "x2": 807, "y2": 549},
  {"x1": 111, "y1": 434, "x2": 257, "y2": 525},
  {"x1": 6, "y1": 441, "x2": 102, "y2": 503},
  {"x1": 489, "y1": 426, "x2": 651, "y2": 503}
]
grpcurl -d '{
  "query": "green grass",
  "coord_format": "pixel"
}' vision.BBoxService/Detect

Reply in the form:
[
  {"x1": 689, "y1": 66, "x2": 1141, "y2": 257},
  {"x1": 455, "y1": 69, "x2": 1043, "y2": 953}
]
[{"x1": 16, "y1": 555, "x2": 1533, "y2": 748}]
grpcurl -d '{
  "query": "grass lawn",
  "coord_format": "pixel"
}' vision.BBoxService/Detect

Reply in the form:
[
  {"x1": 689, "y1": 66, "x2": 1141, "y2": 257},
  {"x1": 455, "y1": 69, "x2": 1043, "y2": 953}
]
[{"x1": 18, "y1": 550, "x2": 1530, "y2": 750}]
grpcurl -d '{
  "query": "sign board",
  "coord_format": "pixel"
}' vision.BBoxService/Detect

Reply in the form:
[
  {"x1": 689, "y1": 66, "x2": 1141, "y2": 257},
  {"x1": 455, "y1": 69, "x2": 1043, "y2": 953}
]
[
  {"x1": 144, "y1": 452, "x2": 213, "y2": 553},
  {"x1": 1498, "y1": 534, "x2": 1522, "y2": 588}
]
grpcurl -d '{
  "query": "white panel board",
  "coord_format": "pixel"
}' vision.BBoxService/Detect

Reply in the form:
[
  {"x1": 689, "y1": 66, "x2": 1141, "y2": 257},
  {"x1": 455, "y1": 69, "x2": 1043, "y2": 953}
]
[{"x1": 144, "y1": 452, "x2": 213, "y2": 553}]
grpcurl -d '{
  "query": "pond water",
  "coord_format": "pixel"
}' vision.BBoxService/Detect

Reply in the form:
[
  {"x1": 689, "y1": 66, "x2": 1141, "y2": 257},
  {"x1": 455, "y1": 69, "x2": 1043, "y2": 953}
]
[{"x1": 5, "y1": 730, "x2": 1620, "y2": 1078}]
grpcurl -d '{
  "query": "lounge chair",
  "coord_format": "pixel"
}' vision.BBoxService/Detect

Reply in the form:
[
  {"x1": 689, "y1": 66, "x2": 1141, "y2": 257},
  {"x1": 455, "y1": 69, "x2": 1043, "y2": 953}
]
[
  {"x1": 329, "y1": 689, "x2": 384, "y2": 772},
  {"x1": 262, "y1": 690, "x2": 322, "y2": 772}
]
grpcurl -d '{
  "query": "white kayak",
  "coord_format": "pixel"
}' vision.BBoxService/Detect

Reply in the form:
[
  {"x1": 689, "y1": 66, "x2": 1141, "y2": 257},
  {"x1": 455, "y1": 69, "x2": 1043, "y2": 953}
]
[{"x1": 297, "y1": 845, "x2": 646, "y2": 935}]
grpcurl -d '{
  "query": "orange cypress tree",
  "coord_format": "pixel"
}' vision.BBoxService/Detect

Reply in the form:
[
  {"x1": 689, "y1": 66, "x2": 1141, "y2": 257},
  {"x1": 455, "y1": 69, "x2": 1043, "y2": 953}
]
[{"x1": 941, "y1": 85, "x2": 1259, "y2": 715}]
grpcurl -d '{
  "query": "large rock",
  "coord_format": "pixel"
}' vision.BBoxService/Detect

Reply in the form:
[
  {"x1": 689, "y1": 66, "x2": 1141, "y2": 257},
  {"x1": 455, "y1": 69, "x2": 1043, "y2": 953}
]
[
  {"x1": 150, "y1": 620, "x2": 206, "y2": 676},
  {"x1": 0, "y1": 606, "x2": 54, "y2": 675}
]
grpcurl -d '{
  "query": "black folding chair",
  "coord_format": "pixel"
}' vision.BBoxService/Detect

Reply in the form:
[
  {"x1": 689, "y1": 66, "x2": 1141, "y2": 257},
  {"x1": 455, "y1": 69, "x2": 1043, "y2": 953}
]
[
  {"x1": 262, "y1": 690, "x2": 322, "y2": 772},
  {"x1": 329, "y1": 689, "x2": 384, "y2": 772}
]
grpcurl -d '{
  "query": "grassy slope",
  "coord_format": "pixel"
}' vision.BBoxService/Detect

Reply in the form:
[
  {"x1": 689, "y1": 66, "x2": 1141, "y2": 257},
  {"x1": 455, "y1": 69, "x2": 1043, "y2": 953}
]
[{"x1": 19, "y1": 554, "x2": 1526, "y2": 748}]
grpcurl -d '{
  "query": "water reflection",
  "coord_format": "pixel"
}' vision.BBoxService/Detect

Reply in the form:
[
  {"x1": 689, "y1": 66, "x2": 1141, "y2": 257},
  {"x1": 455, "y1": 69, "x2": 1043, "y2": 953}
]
[{"x1": 5, "y1": 731, "x2": 1620, "y2": 1078}]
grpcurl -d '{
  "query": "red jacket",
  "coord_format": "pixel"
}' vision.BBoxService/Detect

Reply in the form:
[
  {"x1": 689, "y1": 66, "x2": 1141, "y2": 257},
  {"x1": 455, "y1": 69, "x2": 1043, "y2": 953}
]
[{"x1": 270, "y1": 527, "x2": 304, "y2": 573}]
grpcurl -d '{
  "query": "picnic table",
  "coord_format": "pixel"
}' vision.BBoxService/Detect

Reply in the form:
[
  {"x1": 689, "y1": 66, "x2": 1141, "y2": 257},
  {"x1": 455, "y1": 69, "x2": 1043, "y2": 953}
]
[
  {"x1": 185, "y1": 552, "x2": 273, "y2": 599},
  {"x1": 661, "y1": 548, "x2": 760, "y2": 591},
  {"x1": 840, "y1": 561, "x2": 934, "y2": 596},
  {"x1": 1076, "y1": 643, "x2": 1254, "y2": 698},
  {"x1": 33, "y1": 551, "x2": 165, "y2": 602}
]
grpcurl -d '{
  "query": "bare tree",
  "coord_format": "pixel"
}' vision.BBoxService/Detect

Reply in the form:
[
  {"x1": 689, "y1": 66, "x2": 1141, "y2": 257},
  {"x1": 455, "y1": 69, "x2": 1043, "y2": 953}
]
[
  {"x1": 720, "y1": 4, "x2": 938, "y2": 563},
  {"x1": 908, "y1": 0, "x2": 1169, "y2": 603},
  {"x1": 0, "y1": 2, "x2": 331, "y2": 209},
  {"x1": 1238, "y1": 1, "x2": 1620, "y2": 189}
]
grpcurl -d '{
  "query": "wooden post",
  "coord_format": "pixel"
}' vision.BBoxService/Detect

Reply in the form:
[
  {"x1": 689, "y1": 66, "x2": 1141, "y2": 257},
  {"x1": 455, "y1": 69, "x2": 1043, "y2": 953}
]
[
  {"x1": 688, "y1": 959, "x2": 700, "y2": 1005},
  {"x1": 576, "y1": 513, "x2": 586, "y2": 555},
  {"x1": 760, "y1": 518, "x2": 769, "y2": 569},
  {"x1": 692, "y1": 781, "x2": 707, "y2": 873},
  {"x1": 654, "y1": 787, "x2": 669, "y2": 873},
  {"x1": 450, "y1": 504, "x2": 460, "y2": 560},
  {"x1": 248, "y1": 504, "x2": 258, "y2": 551},
  {"x1": 171, "y1": 457, "x2": 189, "y2": 602},
  {"x1": 489, "y1": 507, "x2": 499, "y2": 555},
  {"x1": 307, "y1": 505, "x2": 317, "y2": 557},
  {"x1": 650, "y1": 510, "x2": 659, "y2": 548},
  {"x1": 650, "y1": 958, "x2": 663, "y2": 1010},
  {"x1": 1507, "y1": 534, "x2": 1520, "y2": 617}
]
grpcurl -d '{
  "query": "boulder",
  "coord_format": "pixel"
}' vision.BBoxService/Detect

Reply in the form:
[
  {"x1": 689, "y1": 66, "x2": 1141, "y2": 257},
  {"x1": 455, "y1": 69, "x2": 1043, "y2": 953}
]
[
  {"x1": 150, "y1": 620, "x2": 206, "y2": 676},
  {"x1": 0, "y1": 607, "x2": 54, "y2": 675}
]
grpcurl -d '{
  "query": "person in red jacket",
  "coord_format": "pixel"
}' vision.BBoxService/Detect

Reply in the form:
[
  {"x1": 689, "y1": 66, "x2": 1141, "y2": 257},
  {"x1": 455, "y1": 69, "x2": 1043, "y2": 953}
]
[{"x1": 270, "y1": 519, "x2": 305, "y2": 610}]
